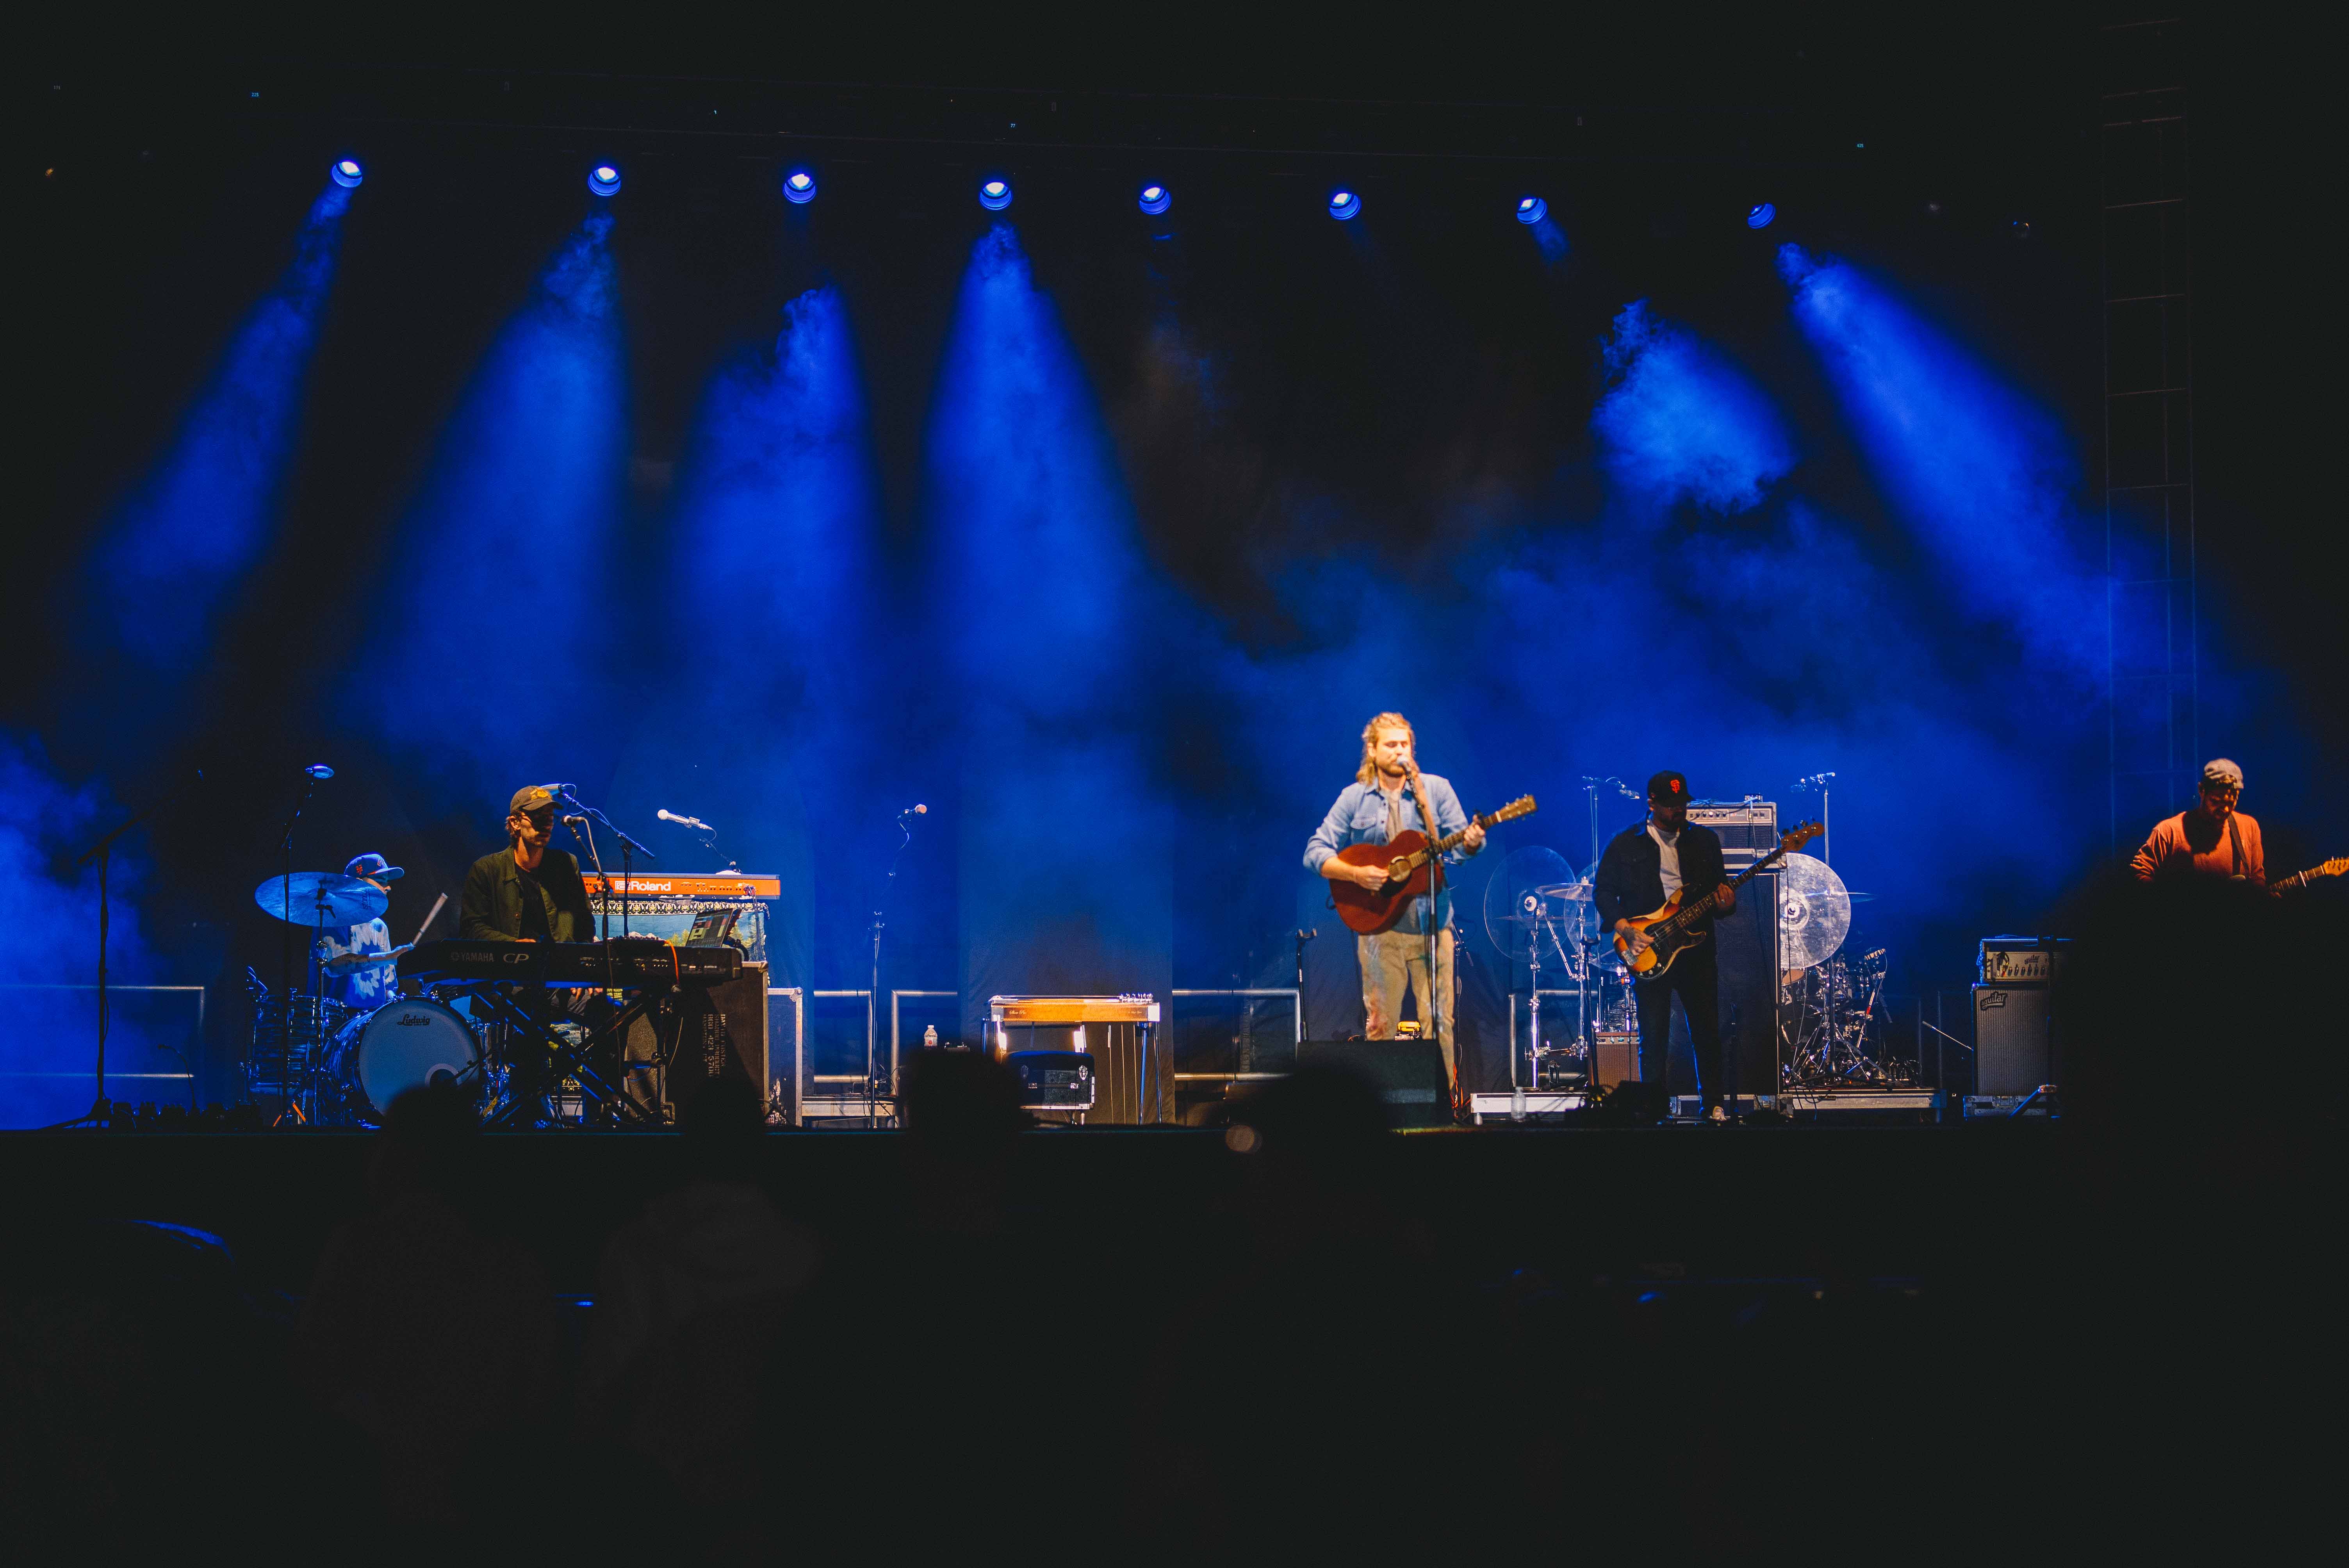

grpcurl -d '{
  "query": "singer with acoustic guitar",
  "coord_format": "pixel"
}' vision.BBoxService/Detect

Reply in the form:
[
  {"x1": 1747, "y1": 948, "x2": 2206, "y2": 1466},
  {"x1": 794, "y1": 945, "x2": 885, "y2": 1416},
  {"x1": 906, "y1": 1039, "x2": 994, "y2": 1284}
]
[
  {"x1": 1304, "y1": 713, "x2": 1487, "y2": 1094},
  {"x1": 1592, "y1": 770, "x2": 1737, "y2": 1122}
]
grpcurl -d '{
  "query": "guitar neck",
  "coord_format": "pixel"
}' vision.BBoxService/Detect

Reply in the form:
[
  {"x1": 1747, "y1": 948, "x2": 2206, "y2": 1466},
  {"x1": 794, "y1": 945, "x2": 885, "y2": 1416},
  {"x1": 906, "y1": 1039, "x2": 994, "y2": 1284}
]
[{"x1": 1673, "y1": 849, "x2": 1787, "y2": 924}]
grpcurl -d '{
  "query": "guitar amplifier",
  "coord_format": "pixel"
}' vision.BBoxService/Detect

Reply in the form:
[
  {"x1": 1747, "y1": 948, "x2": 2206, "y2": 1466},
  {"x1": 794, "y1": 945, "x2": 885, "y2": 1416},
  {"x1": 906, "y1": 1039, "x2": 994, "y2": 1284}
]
[
  {"x1": 1979, "y1": 936, "x2": 2072, "y2": 985},
  {"x1": 1005, "y1": 1050, "x2": 1096, "y2": 1109},
  {"x1": 1687, "y1": 802, "x2": 1778, "y2": 873}
]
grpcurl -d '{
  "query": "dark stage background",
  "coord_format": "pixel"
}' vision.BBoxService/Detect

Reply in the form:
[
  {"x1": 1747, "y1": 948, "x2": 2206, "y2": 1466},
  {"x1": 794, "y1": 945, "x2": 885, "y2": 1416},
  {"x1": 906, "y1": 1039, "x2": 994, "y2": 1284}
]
[{"x1": 7, "y1": 12, "x2": 2342, "y2": 1120}]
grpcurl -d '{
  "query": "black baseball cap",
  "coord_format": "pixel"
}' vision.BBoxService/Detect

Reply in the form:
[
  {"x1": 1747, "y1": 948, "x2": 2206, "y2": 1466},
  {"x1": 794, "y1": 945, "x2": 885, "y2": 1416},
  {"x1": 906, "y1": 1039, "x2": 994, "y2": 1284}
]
[{"x1": 1648, "y1": 770, "x2": 1689, "y2": 804}]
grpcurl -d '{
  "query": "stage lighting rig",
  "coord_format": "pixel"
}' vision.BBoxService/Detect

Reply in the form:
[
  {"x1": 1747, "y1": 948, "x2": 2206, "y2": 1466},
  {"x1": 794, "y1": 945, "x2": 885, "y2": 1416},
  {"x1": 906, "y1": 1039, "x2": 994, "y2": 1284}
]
[
  {"x1": 783, "y1": 168, "x2": 816, "y2": 204},
  {"x1": 1327, "y1": 188, "x2": 1361, "y2": 221},
  {"x1": 1746, "y1": 201, "x2": 1777, "y2": 230},
  {"x1": 978, "y1": 178, "x2": 1014, "y2": 211},
  {"x1": 1137, "y1": 182, "x2": 1171, "y2": 216},
  {"x1": 330, "y1": 158, "x2": 364, "y2": 190},
  {"x1": 1515, "y1": 195, "x2": 1547, "y2": 225},
  {"x1": 588, "y1": 164, "x2": 623, "y2": 197}
]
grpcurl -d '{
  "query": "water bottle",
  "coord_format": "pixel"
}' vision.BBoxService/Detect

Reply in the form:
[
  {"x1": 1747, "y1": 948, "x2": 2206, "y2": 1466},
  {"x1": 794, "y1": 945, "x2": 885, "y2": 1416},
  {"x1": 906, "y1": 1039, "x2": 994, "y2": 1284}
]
[{"x1": 923, "y1": 1024, "x2": 939, "y2": 1050}]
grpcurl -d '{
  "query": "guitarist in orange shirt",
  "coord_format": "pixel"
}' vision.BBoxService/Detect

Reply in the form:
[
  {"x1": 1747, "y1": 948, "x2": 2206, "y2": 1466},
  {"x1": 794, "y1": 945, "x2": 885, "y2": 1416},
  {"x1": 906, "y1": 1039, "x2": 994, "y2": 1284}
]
[{"x1": 1592, "y1": 771, "x2": 1738, "y2": 1122}]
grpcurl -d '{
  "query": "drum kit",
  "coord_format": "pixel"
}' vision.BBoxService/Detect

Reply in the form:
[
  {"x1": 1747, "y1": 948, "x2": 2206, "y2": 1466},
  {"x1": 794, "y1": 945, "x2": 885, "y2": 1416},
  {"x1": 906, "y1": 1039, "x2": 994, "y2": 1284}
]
[
  {"x1": 1481, "y1": 847, "x2": 1634, "y2": 1090},
  {"x1": 1775, "y1": 853, "x2": 1908, "y2": 1090},
  {"x1": 246, "y1": 870, "x2": 487, "y2": 1126},
  {"x1": 1485, "y1": 843, "x2": 1908, "y2": 1093}
]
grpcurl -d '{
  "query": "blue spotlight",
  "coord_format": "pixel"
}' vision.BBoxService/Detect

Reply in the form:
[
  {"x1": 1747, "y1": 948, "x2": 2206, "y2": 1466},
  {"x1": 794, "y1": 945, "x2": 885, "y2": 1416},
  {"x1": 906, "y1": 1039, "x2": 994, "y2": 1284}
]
[
  {"x1": 978, "y1": 178, "x2": 1014, "y2": 211},
  {"x1": 1137, "y1": 182, "x2": 1170, "y2": 216},
  {"x1": 1747, "y1": 201, "x2": 1777, "y2": 230},
  {"x1": 331, "y1": 158, "x2": 364, "y2": 190},
  {"x1": 1515, "y1": 195, "x2": 1547, "y2": 226},
  {"x1": 588, "y1": 164, "x2": 622, "y2": 198},
  {"x1": 782, "y1": 168, "x2": 817, "y2": 205},
  {"x1": 1327, "y1": 188, "x2": 1361, "y2": 221}
]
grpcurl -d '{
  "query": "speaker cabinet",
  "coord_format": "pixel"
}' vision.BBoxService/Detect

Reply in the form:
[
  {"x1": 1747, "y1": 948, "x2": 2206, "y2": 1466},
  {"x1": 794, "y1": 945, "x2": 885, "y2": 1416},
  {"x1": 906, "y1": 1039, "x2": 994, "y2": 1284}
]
[
  {"x1": 1972, "y1": 984, "x2": 2056, "y2": 1096},
  {"x1": 1663, "y1": 870, "x2": 1780, "y2": 1096},
  {"x1": 1297, "y1": 1039, "x2": 1451, "y2": 1128},
  {"x1": 650, "y1": 961, "x2": 770, "y2": 1120}
]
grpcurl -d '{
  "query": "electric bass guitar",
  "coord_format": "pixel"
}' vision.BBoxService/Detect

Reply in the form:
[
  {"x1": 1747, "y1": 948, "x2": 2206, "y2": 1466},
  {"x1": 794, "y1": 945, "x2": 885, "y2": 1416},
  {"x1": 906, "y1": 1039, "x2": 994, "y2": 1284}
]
[
  {"x1": 1331, "y1": 795, "x2": 1537, "y2": 935},
  {"x1": 1613, "y1": 821, "x2": 1823, "y2": 979}
]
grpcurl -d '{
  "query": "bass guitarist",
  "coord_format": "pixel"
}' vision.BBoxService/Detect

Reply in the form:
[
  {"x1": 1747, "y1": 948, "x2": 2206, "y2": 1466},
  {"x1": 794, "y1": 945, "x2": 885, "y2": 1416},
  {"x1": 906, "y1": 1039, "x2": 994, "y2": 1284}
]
[
  {"x1": 1593, "y1": 771, "x2": 1736, "y2": 1122},
  {"x1": 1304, "y1": 712, "x2": 1486, "y2": 1093}
]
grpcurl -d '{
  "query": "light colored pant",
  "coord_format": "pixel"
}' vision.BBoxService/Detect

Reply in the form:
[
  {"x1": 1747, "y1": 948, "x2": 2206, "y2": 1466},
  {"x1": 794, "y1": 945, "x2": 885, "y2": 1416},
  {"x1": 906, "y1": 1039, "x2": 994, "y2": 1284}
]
[{"x1": 1357, "y1": 926, "x2": 1457, "y2": 1088}]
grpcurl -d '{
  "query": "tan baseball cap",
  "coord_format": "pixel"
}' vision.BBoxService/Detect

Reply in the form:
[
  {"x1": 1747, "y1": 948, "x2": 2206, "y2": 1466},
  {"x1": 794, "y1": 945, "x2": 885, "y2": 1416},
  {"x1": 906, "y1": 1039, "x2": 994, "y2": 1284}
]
[{"x1": 509, "y1": 785, "x2": 560, "y2": 817}]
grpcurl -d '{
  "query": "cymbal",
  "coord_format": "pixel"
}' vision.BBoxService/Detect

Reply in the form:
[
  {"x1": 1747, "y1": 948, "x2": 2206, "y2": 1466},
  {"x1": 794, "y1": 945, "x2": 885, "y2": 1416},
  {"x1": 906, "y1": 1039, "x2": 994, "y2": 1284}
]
[
  {"x1": 1531, "y1": 881, "x2": 1596, "y2": 901},
  {"x1": 1774, "y1": 852, "x2": 1851, "y2": 971},
  {"x1": 255, "y1": 872, "x2": 387, "y2": 928}
]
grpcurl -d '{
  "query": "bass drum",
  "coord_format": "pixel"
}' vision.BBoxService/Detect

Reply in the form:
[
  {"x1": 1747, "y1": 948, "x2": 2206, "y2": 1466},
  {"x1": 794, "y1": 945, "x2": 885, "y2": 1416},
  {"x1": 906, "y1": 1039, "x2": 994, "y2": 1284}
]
[{"x1": 346, "y1": 996, "x2": 484, "y2": 1121}]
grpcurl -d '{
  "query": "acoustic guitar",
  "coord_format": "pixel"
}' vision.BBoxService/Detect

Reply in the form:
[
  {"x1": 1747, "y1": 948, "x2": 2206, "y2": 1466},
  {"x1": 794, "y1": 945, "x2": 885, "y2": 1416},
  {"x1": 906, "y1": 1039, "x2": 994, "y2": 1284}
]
[
  {"x1": 1331, "y1": 795, "x2": 1537, "y2": 935},
  {"x1": 1613, "y1": 821, "x2": 1822, "y2": 979}
]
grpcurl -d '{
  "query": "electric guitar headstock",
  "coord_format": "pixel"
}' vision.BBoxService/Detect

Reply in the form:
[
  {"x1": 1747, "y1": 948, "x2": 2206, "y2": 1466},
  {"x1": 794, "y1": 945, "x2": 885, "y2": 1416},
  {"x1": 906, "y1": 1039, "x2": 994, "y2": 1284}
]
[
  {"x1": 1780, "y1": 821, "x2": 1823, "y2": 856},
  {"x1": 2280, "y1": 855, "x2": 2349, "y2": 891}
]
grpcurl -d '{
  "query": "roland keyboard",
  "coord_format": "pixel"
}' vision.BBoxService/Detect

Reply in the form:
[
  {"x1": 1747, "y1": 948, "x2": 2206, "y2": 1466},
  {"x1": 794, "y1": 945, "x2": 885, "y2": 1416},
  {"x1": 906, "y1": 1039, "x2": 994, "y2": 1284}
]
[{"x1": 403, "y1": 939, "x2": 743, "y2": 988}]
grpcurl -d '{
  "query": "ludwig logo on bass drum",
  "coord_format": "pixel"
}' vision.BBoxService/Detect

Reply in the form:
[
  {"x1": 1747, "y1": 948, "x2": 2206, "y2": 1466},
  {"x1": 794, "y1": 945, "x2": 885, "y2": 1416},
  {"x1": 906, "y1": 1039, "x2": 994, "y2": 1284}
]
[{"x1": 396, "y1": 1014, "x2": 435, "y2": 1026}]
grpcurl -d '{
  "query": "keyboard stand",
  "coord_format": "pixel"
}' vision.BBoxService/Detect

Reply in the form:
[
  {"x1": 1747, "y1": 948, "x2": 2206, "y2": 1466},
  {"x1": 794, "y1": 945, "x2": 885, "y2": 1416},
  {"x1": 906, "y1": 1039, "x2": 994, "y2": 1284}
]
[{"x1": 445, "y1": 981, "x2": 664, "y2": 1130}]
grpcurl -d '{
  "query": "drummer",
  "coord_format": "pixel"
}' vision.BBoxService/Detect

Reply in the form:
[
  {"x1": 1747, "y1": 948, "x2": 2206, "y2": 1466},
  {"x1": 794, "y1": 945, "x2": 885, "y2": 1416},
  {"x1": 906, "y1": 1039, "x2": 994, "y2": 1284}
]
[{"x1": 315, "y1": 853, "x2": 410, "y2": 1012}]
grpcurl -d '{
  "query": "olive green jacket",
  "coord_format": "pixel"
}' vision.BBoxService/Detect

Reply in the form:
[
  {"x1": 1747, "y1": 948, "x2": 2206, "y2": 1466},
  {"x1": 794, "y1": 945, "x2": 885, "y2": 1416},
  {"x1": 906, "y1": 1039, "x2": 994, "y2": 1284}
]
[{"x1": 458, "y1": 846, "x2": 599, "y2": 943}]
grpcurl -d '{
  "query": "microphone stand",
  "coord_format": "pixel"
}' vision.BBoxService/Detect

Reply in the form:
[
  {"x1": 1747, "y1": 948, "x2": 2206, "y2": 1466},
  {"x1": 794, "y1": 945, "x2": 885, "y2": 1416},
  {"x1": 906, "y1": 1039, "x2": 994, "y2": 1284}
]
[
  {"x1": 59, "y1": 770, "x2": 202, "y2": 1129},
  {"x1": 565, "y1": 816, "x2": 613, "y2": 992},
  {"x1": 1294, "y1": 927, "x2": 1317, "y2": 1047},
  {"x1": 558, "y1": 789, "x2": 653, "y2": 941},
  {"x1": 871, "y1": 809, "x2": 919, "y2": 1129}
]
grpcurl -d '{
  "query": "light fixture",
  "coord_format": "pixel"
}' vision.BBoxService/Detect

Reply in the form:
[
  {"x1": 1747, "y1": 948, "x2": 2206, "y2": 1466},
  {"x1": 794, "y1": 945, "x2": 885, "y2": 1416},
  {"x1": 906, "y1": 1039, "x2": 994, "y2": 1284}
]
[
  {"x1": 330, "y1": 158, "x2": 364, "y2": 190},
  {"x1": 1137, "y1": 182, "x2": 1170, "y2": 216},
  {"x1": 1746, "y1": 201, "x2": 1777, "y2": 230},
  {"x1": 1327, "y1": 188, "x2": 1361, "y2": 221},
  {"x1": 588, "y1": 164, "x2": 622, "y2": 198},
  {"x1": 1515, "y1": 195, "x2": 1547, "y2": 226},
  {"x1": 978, "y1": 178, "x2": 1014, "y2": 211},
  {"x1": 782, "y1": 168, "x2": 816, "y2": 205}
]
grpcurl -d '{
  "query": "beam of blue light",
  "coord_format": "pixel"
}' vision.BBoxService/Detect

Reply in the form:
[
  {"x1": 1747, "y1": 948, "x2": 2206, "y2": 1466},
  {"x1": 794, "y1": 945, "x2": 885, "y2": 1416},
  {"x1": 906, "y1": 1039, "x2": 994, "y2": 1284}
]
[
  {"x1": 978, "y1": 178, "x2": 1013, "y2": 211},
  {"x1": 1327, "y1": 188, "x2": 1360, "y2": 221},
  {"x1": 350, "y1": 210, "x2": 628, "y2": 797},
  {"x1": 1524, "y1": 212, "x2": 1569, "y2": 268},
  {"x1": 633, "y1": 283, "x2": 876, "y2": 988},
  {"x1": 1137, "y1": 182, "x2": 1170, "y2": 216},
  {"x1": 588, "y1": 164, "x2": 622, "y2": 197},
  {"x1": 1747, "y1": 202, "x2": 1776, "y2": 230},
  {"x1": 783, "y1": 168, "x2": 816, "y2": 204},
  {"x1": 86, "y1": 180, "x2": 354, "y2": 676},
  {"x1": 1777, "y1": 244, "x2": 2101, "y2": 674},
  {"x1": 0, "y1": 735, "x2": 168, "y2": 1127},
  {"x1": 1592, "y1": 300, "x2": 1793, "y2": 514},
  {"x1": 927, "y1": 222, "x2": 1171, "y2": 1039}
]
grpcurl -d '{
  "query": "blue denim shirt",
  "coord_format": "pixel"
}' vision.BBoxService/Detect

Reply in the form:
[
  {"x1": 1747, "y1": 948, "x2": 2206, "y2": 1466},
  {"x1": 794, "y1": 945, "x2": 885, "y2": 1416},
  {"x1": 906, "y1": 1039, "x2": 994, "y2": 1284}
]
[{"x1": 1303, "y1": 772, "x2": 1478, "y2": 936}]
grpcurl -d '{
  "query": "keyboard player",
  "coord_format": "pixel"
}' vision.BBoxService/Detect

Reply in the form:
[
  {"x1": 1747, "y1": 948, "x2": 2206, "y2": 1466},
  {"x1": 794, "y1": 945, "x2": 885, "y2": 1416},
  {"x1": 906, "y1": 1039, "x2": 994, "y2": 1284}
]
[{"x1": 460, "y1": 784, "x2": 601, "y2": 944}]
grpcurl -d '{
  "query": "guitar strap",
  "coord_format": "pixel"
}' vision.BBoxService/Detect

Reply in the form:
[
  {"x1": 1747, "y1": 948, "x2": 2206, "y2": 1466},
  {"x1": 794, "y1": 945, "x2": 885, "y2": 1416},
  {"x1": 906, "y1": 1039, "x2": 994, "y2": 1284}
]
[{"x1": 2227, "y1": 814, "x2": 2244, "y2": 878}]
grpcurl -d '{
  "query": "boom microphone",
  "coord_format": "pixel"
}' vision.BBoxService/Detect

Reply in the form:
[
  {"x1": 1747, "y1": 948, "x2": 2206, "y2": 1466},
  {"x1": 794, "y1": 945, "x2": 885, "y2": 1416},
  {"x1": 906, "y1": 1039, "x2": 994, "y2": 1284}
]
[
  {"x1": 562, "y1": 815, "x2": 587, "y2": 828},
  {"x1": 657, "y1": 809, "x2": 712, "y2": 831},
  {"x1": 898, "y1": 804, "x2": 928, "y2": 819}
]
